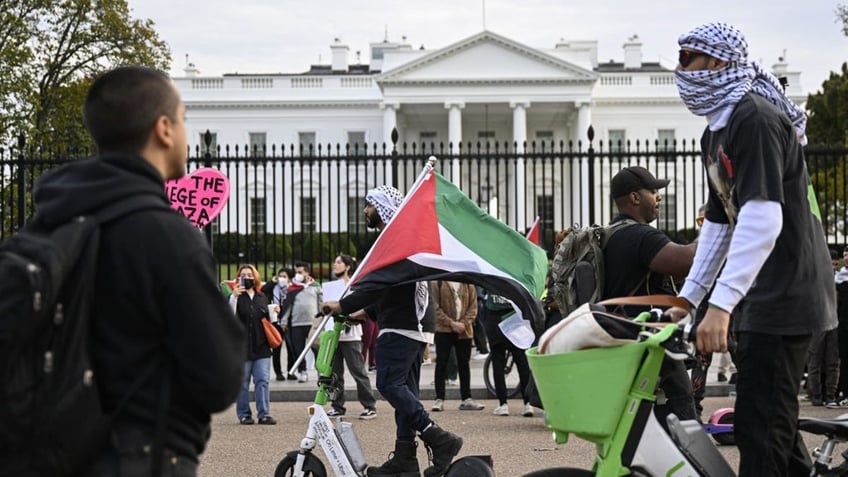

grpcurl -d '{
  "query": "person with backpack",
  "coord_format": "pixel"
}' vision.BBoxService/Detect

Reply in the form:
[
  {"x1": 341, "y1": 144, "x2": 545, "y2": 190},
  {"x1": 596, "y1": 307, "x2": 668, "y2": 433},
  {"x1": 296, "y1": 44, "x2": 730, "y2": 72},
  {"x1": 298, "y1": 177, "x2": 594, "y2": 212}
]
[
  {"x1": 0, "y1": 66, "x2": 246, "y2": 476},
  {"x1": 602, "y1": 165, "x2": 698, "y2": 425}
]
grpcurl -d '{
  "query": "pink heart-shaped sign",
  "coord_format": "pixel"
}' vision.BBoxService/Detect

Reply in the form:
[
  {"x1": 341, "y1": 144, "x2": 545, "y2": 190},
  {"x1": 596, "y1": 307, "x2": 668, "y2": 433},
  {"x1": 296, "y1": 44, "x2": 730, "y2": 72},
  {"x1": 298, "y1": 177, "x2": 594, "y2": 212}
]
[{"x1": 165, "y1": 168, "x2": 230, "y2": 228}]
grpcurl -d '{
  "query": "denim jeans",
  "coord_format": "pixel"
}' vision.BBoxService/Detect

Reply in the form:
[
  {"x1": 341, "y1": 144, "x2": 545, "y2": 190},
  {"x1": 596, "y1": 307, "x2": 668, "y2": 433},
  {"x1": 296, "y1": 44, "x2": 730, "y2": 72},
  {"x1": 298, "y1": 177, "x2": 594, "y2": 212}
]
[
  {"x1": 237, "y1": 357, "x2": 271, "y2": 419},
  {"x1": 374, "y1": 333, "x2": 430, "y2": 441}
]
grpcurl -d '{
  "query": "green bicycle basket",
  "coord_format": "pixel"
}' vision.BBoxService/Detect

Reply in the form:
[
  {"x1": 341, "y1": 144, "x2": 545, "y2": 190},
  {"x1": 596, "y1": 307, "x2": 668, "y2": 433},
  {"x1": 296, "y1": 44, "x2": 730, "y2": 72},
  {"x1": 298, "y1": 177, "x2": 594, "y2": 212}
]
[{"x1": 526, "y1": 340, "x2": 649, "y2": 443}]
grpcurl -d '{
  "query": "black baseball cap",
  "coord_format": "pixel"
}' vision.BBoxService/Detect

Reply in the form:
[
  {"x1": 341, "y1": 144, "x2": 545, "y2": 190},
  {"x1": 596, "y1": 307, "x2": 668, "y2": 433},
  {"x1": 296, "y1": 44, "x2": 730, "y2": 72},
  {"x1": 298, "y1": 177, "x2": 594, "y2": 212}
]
[{"x1": 610, "y1": 166, "x2": 670, "y2": 198}]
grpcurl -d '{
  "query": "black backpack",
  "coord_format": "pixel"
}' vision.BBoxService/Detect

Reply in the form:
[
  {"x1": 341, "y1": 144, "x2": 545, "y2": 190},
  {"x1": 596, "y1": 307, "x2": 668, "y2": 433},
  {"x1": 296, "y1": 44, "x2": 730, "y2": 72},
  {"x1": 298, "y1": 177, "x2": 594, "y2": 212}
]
[{"x1": 0, "y1": 197, "x2": 163, "y2": 476}]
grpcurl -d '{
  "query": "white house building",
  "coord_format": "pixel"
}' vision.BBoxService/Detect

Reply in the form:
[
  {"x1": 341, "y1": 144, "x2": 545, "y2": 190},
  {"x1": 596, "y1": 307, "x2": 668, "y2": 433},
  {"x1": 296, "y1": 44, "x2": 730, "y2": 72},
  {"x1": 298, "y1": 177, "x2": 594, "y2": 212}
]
[{"x1": 173, "y1": 30, "x2": 804, "y2": 236}]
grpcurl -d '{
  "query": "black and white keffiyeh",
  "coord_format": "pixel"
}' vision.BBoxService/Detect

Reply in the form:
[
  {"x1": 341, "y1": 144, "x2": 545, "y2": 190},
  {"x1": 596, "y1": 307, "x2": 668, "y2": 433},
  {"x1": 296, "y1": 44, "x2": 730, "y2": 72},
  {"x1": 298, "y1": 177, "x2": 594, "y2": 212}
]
[
  {"x1": 675, "y1": 22, "x2": 807, "y2": 144},
  {"x1": 366, "y1": 185, "x2": 404, "y2": 224}
]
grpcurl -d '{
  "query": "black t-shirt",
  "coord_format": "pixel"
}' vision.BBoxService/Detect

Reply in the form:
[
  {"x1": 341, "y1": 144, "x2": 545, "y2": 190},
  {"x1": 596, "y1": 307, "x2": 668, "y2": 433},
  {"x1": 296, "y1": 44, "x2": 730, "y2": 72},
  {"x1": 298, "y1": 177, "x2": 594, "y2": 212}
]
[
  {"x1": 700, "y1": 93, "x2": 836, "y2": 334},
  {"x1": 603, "y1": 214, "x2": 677, "y2": 307}
]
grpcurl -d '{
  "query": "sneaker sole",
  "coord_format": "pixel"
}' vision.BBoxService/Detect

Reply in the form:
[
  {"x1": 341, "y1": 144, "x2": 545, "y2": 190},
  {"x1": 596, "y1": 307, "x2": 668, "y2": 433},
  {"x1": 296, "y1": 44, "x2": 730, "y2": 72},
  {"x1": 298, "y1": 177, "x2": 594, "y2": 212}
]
[{"x1": 359, "y1": 413, "x2": 377, "y2": 420}]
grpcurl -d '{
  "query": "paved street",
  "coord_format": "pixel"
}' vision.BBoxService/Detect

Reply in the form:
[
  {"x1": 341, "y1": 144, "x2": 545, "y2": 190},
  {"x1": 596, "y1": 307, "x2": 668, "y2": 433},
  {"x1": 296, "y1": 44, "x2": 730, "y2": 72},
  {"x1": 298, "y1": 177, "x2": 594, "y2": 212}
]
[{"x1": 192, "y1": 353, "x2": 844, "y2": 476}]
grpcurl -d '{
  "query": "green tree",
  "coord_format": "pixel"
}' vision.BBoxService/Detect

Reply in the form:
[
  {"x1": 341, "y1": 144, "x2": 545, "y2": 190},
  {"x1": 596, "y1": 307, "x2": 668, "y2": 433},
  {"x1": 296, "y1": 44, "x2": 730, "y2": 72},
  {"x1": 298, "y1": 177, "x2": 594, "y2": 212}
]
[
  {"x1": 806, "y1": 63, "x2": 848, "y2": 146},
  {"x1": 839, "y1": 4, "x2": 848, "y2": 36},
  {"x1": 1, "y1": 0, "x2": 171, "y2": 148}
]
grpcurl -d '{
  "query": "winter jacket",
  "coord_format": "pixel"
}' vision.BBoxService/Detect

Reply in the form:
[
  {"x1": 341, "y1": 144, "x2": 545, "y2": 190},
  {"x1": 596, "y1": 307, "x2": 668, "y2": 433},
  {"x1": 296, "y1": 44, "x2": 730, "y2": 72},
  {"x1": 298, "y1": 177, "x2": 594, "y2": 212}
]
[
  {"x1": 31, "y1": 155, "x2": 246, "y2": 460},
  {"x1": 430, "y1": 281, "x2": 477, "y2": 338}
]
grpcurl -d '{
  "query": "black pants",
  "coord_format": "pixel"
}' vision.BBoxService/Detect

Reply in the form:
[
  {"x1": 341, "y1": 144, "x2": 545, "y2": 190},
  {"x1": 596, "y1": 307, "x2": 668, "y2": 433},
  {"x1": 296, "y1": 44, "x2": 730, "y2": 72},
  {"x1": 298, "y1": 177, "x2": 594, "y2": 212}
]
[
  {"x1": 654, "y1": 358, "x2": 697, "y2": 427},
  {"x1": 434, "y1": 333, "x2": 473, "y2": 400},
  {"x1": 490, "y1": 338, "x2": 531, "y2": 405},
  {"x1": 806, "y1": 328, "x2": 840, "y2": 401},
  {"x1": 836, "y1": 321, "x2": 848, "y2": 398},
  {"x1": 735, "y1": 332, "x2": 812, "y2": 477}
]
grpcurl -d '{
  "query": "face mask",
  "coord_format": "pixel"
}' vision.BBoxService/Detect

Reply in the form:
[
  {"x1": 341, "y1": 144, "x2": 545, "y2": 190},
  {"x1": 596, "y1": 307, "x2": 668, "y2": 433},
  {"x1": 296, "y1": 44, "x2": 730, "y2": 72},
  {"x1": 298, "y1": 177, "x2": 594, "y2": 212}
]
[
  {"x1": 278, "y1": 278, "x2": 289, "y2": 287},
  {"x1": 293, "y1": 273, "x2": 305, "y2": 284},
  {"x1": 242, "y1": 278, "x2": 255, "y2": 289}
]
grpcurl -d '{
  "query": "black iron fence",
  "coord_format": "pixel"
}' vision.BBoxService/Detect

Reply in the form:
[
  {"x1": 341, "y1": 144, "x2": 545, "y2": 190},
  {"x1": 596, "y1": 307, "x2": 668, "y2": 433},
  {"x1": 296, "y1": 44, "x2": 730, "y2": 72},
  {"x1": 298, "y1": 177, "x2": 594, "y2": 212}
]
[{"x1": 3, "y1": 131, "x2": 847, "y2": 282}]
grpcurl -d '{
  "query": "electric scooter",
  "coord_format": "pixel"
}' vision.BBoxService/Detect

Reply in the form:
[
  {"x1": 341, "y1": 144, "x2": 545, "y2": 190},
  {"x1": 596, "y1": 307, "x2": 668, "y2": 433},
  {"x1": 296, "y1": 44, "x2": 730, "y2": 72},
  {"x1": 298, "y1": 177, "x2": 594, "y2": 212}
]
[{"x1": 275, "y1": 312, "x2": 495, "y2": 477}]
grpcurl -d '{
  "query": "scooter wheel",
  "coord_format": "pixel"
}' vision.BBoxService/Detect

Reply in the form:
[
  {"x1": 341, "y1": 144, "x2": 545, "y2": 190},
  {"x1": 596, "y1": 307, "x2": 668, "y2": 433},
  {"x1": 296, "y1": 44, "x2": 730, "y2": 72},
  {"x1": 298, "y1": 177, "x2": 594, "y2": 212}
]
[
  {"x1": 445, "y1": 455, "x2": 495, "y2": 476},
  {"x1": 274, "y1": 451, "x2": 327, "y2": 477},
  {"x1": 710, "y1": 410, "x2": 736, "y2": 446}
]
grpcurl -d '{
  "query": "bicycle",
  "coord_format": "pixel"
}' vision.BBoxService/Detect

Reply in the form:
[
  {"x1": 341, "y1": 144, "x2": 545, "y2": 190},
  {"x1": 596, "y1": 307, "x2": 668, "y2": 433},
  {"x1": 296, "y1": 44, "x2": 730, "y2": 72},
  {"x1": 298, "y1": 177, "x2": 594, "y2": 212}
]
[
  {"x1": 275, "y1": 312, "x2": 496, "y2": 477},
  {"x1": 483, "y1": 348, "x2": 521, "y2": 399},
  {"x1": 520, "y1": 304, "x2": 848, "y2": 477}
]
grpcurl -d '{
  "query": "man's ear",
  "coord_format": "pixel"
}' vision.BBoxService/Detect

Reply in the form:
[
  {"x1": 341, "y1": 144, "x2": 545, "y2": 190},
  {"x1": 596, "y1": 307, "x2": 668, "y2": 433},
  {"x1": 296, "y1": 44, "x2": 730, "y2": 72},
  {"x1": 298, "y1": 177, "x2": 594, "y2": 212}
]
[
  {"x1": 152, "y1": 114, "x2": 174, "y2": 149},
  {"x1": 630, "y1": 191, "x2": 641, "y2": 204}
]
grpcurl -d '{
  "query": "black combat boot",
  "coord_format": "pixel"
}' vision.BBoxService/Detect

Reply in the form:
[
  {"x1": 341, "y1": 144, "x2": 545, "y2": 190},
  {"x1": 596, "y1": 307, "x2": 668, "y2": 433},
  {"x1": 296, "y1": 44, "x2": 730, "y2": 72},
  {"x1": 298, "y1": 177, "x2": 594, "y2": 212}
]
[
  {"x1": 366, "y1": 440, "x2": 420, "y2": 477},
  {"x1": 419, "y1": 424, "x2": 463, "y2": 477}
]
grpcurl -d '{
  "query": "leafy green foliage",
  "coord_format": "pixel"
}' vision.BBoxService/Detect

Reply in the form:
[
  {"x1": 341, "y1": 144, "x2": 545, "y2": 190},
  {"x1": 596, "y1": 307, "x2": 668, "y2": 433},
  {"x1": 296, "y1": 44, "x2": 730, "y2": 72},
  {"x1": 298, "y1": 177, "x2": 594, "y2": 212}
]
[
  {"x1": 806, "y1": 63, "x2": 848, "y2": 146},
  {"x1": 0, "y1": 0, "x2": 171, "y2": 148}
]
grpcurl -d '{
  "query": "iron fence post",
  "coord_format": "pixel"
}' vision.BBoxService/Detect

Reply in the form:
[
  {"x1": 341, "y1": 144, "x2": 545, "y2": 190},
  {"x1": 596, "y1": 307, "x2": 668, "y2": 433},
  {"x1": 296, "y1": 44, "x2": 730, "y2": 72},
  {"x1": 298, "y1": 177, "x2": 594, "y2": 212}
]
[
  {"x1": 203, "y1": 129, "x2": 213, "y2": 247},
  {"x1": 391, "y1": 127, "x2": 399, "y2": 187},
  {"x1": 587, "y1": 125, "x2": 596, "y2": 225},
  {"x1": 16, "y1": 133, "x2": 26, "y2": 231}
]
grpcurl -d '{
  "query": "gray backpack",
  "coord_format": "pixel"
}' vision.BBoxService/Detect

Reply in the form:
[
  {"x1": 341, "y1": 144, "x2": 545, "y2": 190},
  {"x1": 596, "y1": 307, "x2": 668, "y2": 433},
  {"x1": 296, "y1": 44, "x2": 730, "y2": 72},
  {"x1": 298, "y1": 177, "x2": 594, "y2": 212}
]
[{"x1": 550, "y1": 220, "x2": 636, "y2": 316}]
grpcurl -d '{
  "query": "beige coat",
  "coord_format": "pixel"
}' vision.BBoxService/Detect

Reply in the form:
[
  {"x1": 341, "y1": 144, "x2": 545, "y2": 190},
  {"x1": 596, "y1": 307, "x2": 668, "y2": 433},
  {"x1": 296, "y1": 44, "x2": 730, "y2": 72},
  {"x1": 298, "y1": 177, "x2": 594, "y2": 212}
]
[{"x1": 430, "y1": 281, "x2": 477, "y2": 339}]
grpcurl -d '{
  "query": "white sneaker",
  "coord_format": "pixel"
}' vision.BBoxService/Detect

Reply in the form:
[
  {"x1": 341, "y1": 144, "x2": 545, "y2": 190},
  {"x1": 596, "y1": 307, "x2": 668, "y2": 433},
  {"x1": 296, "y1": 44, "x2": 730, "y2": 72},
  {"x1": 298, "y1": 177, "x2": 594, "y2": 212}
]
[
  {"x1": 447, "y1": 379, "x2": 458, "y2": 386},
  {"x1": 459, "y1": 398, "x2": 485, "y2": 411},
  {"x1": 432, "y1": 399, "x2": 443, "y2": 412},
  {"x1": 472, "y1": 352, "x2": 489, "y2": 361},
  {"x1": 297, "y1": 371, "x2": 308, "y2": 383},
  {"x1": 493, "y1": 404, "x2": 509, "y2": 416},
  {"x1": 422, "y1": 358, "x2": 432, "y2": 365},
  {"x1": 522, "y1": 403, "x2": 535, "y2": 417}
]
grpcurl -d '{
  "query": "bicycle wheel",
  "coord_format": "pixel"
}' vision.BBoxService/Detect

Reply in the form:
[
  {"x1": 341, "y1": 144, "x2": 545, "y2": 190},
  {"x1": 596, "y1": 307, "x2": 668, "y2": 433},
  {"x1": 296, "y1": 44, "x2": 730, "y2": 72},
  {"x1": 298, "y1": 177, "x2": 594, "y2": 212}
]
[
  {"x1": 483, "y1": 349, "x2": 521, "y2": 398},
  {"x1": 274, "y1": 452, "x2": 327, "y2": 477},
  {"x1": 522, "y1": 468, "x2": 595, "y2": 477}
]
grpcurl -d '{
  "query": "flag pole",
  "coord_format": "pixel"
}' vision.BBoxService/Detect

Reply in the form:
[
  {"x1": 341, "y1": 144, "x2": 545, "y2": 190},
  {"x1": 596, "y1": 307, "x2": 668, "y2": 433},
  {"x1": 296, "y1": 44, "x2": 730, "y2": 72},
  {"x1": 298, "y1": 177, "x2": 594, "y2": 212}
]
[{"x1": 288, "y1": 155, "x2": 439, "y2": 375}]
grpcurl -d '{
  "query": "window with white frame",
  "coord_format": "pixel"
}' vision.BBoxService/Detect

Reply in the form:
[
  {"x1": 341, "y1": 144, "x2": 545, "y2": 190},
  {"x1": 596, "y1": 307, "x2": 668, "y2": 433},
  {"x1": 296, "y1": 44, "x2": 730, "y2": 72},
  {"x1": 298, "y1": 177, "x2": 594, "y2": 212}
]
[
  {"x1": 301, "y1": 196, "x2": 316, "y2": 232},
  {"x1": 347, "y1": 196, "x2": 365, "y2": 231},
  {"x1": 657, "y1": 129, "x2": 676, "y2": 152},
  {"x1": 660, "y1": 188, "x2": 677, "y2": 232},
  {"x1": 535, "y1": 130, "x2": 554, "y2": 147},
  {"x1": 199, "y1": 132, "x2": 218, "y2": 157},
  {"x1": 250, "y1": 197, "x2": 266, "y2": 233},
  {"x1": 298, "y1": 132, "x2": 316, "y2": 156},
  {"x1": 347, "y1": 131, "x2": 366, "y2": 152},
  {"x1": 249, "y1": 132, "x2": 266, "y2": 157},
  {"x1": 478, "y1": 130, "x2": 496, "y2": 148},
  {"x1": 608, "y1": 129, "x2": 626, "y2": 153}
]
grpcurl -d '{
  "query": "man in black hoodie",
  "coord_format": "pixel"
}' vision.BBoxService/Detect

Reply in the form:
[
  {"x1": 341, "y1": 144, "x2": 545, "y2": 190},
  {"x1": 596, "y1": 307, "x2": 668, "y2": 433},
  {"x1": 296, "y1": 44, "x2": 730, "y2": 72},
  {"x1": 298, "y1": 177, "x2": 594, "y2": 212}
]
[{"x1": 32, "y1": 66, "x2": 246, "y2": 476}]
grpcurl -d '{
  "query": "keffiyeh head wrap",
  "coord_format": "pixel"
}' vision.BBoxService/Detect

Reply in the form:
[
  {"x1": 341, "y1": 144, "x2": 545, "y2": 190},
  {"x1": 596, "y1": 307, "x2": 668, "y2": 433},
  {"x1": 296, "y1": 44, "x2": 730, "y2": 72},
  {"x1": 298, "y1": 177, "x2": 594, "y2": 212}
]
[
  {"x1": 675, "y1": 22, "x2": 807, "y2": 144},
  {"x1": 366, "y1": 185, "x2": 404, "y2": 224}
]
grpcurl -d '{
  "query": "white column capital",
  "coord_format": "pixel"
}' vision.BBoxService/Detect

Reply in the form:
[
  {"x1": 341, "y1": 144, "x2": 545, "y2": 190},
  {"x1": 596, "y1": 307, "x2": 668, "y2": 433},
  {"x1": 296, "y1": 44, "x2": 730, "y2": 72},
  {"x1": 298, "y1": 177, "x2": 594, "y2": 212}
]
[
  {"x1": 380, "y1": 102, "x2": 400, "y2": 111},
  {"x1": 444, "y1": 101, "x2": 465, "y2": 110},
  {"x1": 509, "y1": 100, "x2": 530, "y2": 110},
  {"x1": 574, "y1": 100, "x2": 591, "y2": 109}
]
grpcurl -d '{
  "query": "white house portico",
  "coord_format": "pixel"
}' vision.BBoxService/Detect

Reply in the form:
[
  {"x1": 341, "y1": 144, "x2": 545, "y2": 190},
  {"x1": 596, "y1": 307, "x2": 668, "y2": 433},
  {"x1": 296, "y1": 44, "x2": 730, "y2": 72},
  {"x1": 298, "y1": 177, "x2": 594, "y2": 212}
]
[{"x1": 173, "y1": 30, "x2": 804, "y2": 236}]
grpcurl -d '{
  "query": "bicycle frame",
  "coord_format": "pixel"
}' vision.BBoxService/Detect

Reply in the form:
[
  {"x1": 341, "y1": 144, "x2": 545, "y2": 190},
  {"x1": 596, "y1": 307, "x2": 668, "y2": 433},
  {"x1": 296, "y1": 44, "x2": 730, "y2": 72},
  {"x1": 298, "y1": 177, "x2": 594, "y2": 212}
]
[{"x1": 289, "y1": 315, "x2": 367, "y2": 477}]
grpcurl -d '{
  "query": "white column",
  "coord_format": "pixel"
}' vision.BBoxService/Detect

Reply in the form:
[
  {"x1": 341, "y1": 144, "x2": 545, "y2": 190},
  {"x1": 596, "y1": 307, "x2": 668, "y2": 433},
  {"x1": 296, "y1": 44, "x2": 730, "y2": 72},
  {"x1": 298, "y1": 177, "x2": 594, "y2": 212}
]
[
  {"x1": 381, "y1": 102, "x2": 399, "y2": 187},
  {"x1": 381, "y1": 102, "x2": 399, "y2": 151},
  {"x1": 511, "y1": 101, "x2": 529, "y2": 229},
  {"x1": 575, "y1": 101, "x2": 592, "y2": 148},
  {"x1": 575, "y1": 101, "x2": 592, "y2": 225},
  {"x1": 445, "y1": 102, "x2": 464, "y2": 186}
]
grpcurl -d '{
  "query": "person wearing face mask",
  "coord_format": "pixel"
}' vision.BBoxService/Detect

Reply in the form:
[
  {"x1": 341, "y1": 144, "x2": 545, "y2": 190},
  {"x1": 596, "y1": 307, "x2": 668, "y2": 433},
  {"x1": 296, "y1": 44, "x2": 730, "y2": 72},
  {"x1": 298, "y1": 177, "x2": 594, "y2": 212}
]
[
  {"x1": 230, "y1": 264, "x2": 278, "y2": 425},
  {"x1": 320, "y1": 254, "x2": 378, "y2": 420},
  {"x1": 666, "y1": 22, "x2": 836, "y2": 477},
  {"x1": 263, "y1": 268, "x2": 293, "y2": 381},
  {"x1": 280, "y1": 261, "x2": 323, "y2": 383}
]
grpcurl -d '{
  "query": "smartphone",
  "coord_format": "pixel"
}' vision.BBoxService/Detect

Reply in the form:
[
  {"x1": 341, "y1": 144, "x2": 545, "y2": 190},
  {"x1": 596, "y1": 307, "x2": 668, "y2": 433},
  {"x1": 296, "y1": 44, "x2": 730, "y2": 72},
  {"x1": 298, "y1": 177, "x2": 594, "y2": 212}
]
[{"x1": 239, "y1": 276, "x2": 245, "y2": 288}]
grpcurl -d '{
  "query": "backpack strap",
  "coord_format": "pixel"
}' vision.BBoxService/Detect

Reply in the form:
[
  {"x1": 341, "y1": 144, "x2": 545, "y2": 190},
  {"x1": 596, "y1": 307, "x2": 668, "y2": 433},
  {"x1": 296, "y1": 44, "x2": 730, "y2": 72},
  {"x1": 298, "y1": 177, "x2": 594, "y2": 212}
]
[{"x1": 597, "y1": 294, "x2": 689, "y2": 309}]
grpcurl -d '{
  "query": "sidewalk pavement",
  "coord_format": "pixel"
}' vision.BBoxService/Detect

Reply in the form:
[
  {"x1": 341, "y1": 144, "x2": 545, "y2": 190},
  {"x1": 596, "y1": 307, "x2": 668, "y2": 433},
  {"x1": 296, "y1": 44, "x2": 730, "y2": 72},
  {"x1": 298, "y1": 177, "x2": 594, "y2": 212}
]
[{"x1": 265, "y1": 349, "x2": 736, "y2": 402}]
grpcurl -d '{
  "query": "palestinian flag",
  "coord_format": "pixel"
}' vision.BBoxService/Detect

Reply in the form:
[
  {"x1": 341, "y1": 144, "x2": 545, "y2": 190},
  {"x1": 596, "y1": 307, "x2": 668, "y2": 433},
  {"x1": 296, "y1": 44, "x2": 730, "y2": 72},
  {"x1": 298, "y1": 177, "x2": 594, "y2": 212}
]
[
  {"x1": 349, "y1": 168, "x2": 548, "y2": 331},
  {"x1": 526, "y1": 216, "x2": 541, "y2": 246}
]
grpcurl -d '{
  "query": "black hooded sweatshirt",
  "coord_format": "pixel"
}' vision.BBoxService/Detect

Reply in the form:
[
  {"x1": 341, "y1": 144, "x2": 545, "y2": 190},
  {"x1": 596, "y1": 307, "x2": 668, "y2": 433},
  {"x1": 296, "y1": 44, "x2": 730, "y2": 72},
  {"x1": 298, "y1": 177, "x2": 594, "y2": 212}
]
[{"x1": 31, "y1": 155, "x2": 246, "y2": 460}]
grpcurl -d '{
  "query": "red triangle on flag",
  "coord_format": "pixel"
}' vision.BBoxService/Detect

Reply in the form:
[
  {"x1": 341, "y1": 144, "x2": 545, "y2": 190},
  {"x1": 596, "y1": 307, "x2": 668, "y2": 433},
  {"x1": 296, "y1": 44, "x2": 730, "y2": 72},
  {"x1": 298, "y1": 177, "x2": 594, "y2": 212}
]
[
  {"x1": 351, "y1": 172, "x2": 442, "y2": 285},
  {"x1": 526, "y1": 216, "x2": 540, "y2": 246}
]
